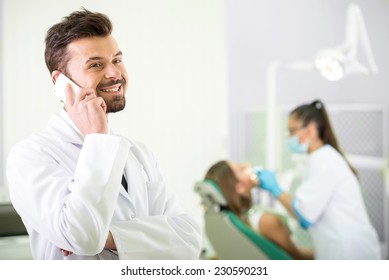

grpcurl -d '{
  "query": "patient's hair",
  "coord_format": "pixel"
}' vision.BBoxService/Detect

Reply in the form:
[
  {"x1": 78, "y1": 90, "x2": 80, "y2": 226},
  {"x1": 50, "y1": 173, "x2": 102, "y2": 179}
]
[
  {"x1": 291, "y1": 99, "x2": 357, "y2": 177},
  {"x1": 205, "y1": 160, "x2": 252, "y2": 221},
  {"x1": 44, "y1": 8, "x2": 112, "y2": 74}
]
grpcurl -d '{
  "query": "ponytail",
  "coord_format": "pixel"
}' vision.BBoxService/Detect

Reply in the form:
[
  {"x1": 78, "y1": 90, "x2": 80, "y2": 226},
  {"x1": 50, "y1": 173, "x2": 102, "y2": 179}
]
[{"x1": 291, "y1": 100, "x2": 358, "y2": 177}]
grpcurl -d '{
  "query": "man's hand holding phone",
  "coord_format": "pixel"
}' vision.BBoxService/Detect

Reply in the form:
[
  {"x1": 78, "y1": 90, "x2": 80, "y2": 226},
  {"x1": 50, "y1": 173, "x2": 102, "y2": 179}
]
[
  {"x1": 54, "y1": 73, "x2": 108, "y2": 135},
  {"x1": 64, "y1": 83, "x2": 108, "y2": 135}
]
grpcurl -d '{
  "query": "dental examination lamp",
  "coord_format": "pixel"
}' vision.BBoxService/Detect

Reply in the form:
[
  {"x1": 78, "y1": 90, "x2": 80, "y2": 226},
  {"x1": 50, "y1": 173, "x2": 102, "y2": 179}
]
[
  {"x1": 314, "y1": 4, "x2": 378, "y2": 81},
  {"x1": 265, "y1": 3, "x2": 378, "y2": 169}
]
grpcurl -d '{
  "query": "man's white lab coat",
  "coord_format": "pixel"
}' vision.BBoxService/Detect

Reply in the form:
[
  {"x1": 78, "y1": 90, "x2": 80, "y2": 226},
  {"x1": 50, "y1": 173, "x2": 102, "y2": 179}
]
[{"x1": 7, "y1": 111, "x2": 201, "y2": 259}]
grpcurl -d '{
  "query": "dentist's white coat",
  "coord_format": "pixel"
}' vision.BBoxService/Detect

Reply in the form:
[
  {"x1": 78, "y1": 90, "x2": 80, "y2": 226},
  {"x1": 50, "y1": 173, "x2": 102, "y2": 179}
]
[
  {"x1": 7, "y1": 111, "x2": 201, "y2": 259},
  {"x1": 293, "y1": 145, "x2": 380, "y2": 260}
]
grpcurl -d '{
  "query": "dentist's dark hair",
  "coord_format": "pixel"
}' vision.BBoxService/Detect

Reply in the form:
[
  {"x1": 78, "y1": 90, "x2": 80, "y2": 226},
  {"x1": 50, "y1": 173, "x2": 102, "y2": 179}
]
[
  {"x1": 290, "y1": 100, "x2": 358, "y2": 177},
  {"x1": 44, "y1": 7, "x2": 112, "y2": 74}
]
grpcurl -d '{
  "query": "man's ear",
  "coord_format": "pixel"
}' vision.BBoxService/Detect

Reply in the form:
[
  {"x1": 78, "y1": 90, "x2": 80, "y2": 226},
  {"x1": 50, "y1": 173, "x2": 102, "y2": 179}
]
[{"x1": 51, "y1": 70, "x2": 61, "y2": 84}]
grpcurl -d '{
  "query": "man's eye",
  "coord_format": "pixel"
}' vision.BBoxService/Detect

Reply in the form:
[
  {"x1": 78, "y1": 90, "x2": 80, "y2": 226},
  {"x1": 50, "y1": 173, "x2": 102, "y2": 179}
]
[
  {"x1": 113, "y1": 59, "x2": 122, "y2": 64},
  {"x1": 90, "y1": 63, "x2": 102, "y2": 69}
]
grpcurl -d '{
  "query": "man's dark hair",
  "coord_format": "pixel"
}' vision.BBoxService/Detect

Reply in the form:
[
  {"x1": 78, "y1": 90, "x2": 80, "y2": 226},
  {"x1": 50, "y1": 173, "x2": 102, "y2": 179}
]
[{"x1": 44, "y1": 8, "x2": 112, "y2": 73}]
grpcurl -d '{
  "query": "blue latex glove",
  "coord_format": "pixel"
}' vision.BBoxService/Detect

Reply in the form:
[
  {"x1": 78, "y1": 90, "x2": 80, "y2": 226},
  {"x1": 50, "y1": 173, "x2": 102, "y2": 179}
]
[{"x1": 257, "y1": 169, "x2": 282, "y2": 198}]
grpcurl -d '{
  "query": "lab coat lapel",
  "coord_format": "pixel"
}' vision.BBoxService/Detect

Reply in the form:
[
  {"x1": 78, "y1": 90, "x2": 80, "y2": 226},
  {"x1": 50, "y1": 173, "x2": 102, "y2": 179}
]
[
  {"x1": 122, "y1": 147, "x2": 150, "y2": 216},
  {"x1": 47, "y1": 113, "x2": 150, "y2": 217}
]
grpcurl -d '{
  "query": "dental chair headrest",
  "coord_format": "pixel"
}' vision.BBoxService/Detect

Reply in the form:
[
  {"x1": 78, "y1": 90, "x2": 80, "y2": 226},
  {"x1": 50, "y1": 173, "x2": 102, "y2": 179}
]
[{"x1": 194, "y1": 179, "x2": 227, "y2": 207}]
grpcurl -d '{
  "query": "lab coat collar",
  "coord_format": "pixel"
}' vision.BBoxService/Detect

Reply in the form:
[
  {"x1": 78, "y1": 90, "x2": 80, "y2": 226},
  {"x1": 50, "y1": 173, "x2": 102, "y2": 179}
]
[
  {"x1": 43, "y1": 112, "x2": 82, "y2": 145},
  {"x1": 46, "y1": 109, "x2": 113, "y2": 146},
  {"x1": 59, "y1": 109, "x2": 83, "y2": 138},
  {"x1": 309, "y1": 144, "x2": 331, "y2": 159}
]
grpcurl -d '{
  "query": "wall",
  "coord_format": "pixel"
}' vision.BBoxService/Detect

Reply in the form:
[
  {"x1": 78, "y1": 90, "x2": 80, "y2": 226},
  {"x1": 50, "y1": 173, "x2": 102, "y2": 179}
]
[
  {"x1": 0, "y1": 0, "x2": 3, "y2": 188},
  {"x1": 227, "y1": 0, "x2": 389, "y2": 161},
  {"x1": 1, "y1": 0, "x2": 228, "y2": 227}
]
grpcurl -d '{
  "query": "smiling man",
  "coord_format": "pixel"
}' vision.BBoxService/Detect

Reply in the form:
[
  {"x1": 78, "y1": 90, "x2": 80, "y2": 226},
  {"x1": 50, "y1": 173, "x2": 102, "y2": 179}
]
[{"x1": 6, "y1": 8, "x2": 201, "y2": 260}]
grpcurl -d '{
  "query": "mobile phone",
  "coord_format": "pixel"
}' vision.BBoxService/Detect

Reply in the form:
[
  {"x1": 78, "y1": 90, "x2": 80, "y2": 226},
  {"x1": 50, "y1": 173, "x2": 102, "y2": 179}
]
[{"x1": 53, "y1": 73, "x2": 80, "y2": 103}]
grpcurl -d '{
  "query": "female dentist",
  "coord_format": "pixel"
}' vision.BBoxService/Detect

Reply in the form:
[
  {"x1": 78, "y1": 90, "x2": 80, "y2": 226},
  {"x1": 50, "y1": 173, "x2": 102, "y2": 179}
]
[{"x1": 258, "y1": 100, "x2": 381, "y2": 260}]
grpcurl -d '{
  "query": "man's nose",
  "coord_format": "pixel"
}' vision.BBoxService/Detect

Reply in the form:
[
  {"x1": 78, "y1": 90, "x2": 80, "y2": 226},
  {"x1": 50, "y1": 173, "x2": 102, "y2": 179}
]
[{"x1": 105, "y1": 63, "x2": 121, "y2": 79}]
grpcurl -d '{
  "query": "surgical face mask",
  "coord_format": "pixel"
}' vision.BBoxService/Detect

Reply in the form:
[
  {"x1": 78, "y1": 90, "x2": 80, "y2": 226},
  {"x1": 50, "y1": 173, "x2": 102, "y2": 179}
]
[{"x1": 287, "y1": 135, "x2": 308, "y2": 154}]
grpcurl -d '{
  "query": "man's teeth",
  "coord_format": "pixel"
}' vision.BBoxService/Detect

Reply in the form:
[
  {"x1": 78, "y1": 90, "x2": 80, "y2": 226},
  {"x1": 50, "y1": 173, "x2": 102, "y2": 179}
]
[{"x1": 100, "y1": 87, "x2": 120, "y2": 93}]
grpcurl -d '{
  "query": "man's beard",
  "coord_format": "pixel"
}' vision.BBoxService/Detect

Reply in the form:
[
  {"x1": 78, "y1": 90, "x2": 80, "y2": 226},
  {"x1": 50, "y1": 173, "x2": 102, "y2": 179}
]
[{"x1": 105, "y1": 95, "x2": 126, "y2": 113}]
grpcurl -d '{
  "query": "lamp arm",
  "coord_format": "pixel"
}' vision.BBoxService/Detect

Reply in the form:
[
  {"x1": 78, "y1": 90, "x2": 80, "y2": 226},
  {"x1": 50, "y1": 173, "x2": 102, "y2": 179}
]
[
  {"x1": 265, "y1": 60, "x2": 280, "y2": 170},
  {"x1": 356, "y1": 7, "x2": 379, "y2": 73},
  {"x1": 343, "y1": 3, "x2": 378, "y2": 74},
  {"x1": 265, "y1": 60, "x2": 314, "y2": 170}
]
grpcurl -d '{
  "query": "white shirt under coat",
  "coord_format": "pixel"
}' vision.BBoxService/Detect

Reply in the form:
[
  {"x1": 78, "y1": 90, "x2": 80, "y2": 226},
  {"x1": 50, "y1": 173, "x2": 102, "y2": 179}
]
[
  {"x1": 293, "y1": 145, "x2": 381, "y2": 260},
  {"x1": 6, "y1": 110, "x2": 201, "y2": 259}
]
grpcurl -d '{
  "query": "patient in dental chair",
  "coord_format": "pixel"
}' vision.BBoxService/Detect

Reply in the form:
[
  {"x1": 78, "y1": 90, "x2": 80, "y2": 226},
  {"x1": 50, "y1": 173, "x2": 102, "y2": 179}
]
[{"x1": 204, "y1": 160, "x2": 313, "y2": 260}]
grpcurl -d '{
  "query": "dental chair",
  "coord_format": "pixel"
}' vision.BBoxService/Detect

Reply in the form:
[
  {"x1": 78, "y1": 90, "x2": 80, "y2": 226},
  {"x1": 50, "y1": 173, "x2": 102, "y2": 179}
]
[{"x1": 195, "y1": 180, "x2": 292, "y2": 260}]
